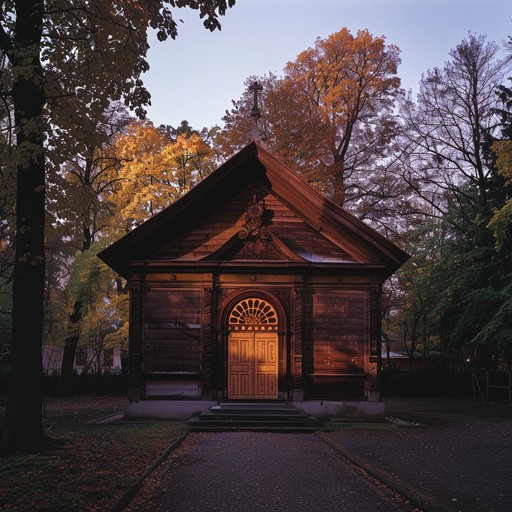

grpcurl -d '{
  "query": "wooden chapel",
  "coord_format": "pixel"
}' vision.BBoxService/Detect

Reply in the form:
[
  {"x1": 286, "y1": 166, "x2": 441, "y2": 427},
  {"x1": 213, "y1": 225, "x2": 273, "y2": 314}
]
[{"x1": 99, "y1": 135, "x2": 409, "y2": 420}]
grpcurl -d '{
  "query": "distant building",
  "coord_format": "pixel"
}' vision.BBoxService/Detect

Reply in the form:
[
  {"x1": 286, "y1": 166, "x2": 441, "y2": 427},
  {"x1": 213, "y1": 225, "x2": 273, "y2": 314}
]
[{"x1": 42, "y1": 344, "x2": 123, "y2": 375}]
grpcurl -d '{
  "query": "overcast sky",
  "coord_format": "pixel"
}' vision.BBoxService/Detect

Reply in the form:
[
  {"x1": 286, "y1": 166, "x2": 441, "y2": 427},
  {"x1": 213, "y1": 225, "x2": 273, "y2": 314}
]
[{"x1": 142, "y1": 0, "x2": 512, "y2": 130}]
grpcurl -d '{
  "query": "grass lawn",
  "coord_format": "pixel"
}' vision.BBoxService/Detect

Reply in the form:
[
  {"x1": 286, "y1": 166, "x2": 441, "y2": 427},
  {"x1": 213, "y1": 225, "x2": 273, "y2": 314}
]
[{"x1": 0, "y1": 396, "x2": 187, "y2": 511}]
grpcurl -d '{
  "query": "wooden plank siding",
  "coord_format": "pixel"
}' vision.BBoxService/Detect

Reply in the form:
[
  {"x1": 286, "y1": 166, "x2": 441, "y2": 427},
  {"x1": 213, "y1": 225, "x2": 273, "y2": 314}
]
[
  {"x1": 143, "y1": 289, "x2": 202, "y2": 373},
  {"x1": 202, "y1": 287, "x2": 213, "y2": 398},
  {"x1": 153, "y1": 183, "x2": 255, "y2": 260},
  {"x1": 293, "y1": 284, "x2": 304, "y2": 390},
  {"x1": 154, "y1": 183, "x2": 355, "y2": 263},
  {"x1": 306, "y1": 288, "x2": 367, "y2": 399}
]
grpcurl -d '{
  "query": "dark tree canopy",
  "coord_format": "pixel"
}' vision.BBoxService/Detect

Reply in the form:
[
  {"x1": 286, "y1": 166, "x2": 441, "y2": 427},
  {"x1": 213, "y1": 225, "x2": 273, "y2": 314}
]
[{"x1": 0, "y1": 0, "x2": 235, "y2": 454}]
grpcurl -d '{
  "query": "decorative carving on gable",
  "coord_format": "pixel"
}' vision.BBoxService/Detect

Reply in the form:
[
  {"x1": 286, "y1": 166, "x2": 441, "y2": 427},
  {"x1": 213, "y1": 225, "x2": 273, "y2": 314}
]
[
  {"x1": 236, "y1": 236, "x2": 284, "y2": 260},
  {"x1": 233, "y1": 194, "x2": 281, "y2": 259},
  {"x1": 202, "y1": 195, "x2": 309, "y2": 262},
  {"x1": 238, "y1": 194, "x2": 270, "y2": 241}
]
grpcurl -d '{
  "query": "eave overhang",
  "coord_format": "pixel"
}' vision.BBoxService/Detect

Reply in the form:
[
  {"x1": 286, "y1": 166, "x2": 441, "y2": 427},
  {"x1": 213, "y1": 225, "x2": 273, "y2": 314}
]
[{"x1": 123, "y1": 259, "x2": 392, "y2": 279}]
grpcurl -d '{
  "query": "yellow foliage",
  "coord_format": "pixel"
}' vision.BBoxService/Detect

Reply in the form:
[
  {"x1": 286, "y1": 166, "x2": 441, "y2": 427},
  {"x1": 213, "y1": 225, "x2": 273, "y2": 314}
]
[
  {"x1": 80, "y1": 292, "x2": 129, "y2": 352},
  {"x1": 109, "y1": 120, "x2": 213, "y2": 231},
  {"x1": 493, "y1": 140, "x2": 512, "y2": 183},
  {"x1": 104, "y1": 321, "x2": 129, "y2": 351}
]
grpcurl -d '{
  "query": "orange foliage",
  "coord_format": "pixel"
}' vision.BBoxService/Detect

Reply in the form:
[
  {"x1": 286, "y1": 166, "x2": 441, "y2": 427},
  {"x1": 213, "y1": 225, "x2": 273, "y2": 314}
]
[{"x1": 218, "y1": 28, "x2": 402, "y2": 206}]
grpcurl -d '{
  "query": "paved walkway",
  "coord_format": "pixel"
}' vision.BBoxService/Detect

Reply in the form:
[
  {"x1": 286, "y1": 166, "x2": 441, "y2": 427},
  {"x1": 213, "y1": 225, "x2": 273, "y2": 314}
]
[
  {"x1": 124, "y1": 397, "x2": 512, "y2": 512},
  {"x1": 125, "y1": 431, "x2": 414, "y2": 511},
  {"x1": 323, "y1": 397, "x2": 512, "y2": 512}
]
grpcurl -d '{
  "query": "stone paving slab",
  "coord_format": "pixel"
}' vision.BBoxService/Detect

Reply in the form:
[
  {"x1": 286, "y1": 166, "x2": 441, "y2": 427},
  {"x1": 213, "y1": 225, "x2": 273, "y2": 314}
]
[
  {"x1": 124, "y1": 397, "x2": 512, "y2": 512},
  {"x1": 322, "y1": 398, "x2": 512, "y2": 512},
  {"x1": 125, "y1": 431, "x2": 415, "y2": 512}
]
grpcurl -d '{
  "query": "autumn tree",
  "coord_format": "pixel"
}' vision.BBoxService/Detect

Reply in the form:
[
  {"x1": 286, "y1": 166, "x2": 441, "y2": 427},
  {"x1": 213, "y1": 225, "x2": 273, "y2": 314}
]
[
  {"x1": 50, "y1": 102, "x2": 131, "y2": 395},
  {"x1": 217, "y1": 28, "x2": 402, "y2": 212},
  {"x1": 51, "y1": 103, "x2": 131, "y2": 252},
  {"x1": 164, "y1": 119, "x2": 220, "y2": 179},
  {"x1": 111, "y1": 120, "x2": 215, "y2": 231},
  {"x1": 67, "y1": 239, "x2": 129, "y2": 375},
  {"x1": 54, "y1": 118, "x2": 215, "y2": 386},
  {"x1": 0, "y1": 0, "x2": 235, "y2": 454},
  {"x1": 488, "y1": 139, "x2": 512, "y2": 245}
]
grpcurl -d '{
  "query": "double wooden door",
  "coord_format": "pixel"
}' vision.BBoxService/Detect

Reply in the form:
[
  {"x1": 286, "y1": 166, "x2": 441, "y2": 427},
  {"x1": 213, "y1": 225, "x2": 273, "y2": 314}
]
[{"x1": 228, "y1": 331, "x2": 278, "y2": 399}]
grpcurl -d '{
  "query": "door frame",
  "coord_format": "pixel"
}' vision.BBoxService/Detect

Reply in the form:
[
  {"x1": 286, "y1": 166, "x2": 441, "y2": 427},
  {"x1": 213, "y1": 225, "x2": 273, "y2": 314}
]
[{"x1": 218, "y1": 289, "x2": 289, "y2": 400}]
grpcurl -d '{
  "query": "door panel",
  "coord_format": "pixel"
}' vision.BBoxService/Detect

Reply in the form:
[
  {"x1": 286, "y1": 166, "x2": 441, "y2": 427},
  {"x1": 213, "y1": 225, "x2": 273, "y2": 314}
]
[
  {"x1": 228, "y1": 332, "x2": 278, "y2": 399},
  {"x1": 228, "y1": 335, "x2": 252, "y2": 399}
]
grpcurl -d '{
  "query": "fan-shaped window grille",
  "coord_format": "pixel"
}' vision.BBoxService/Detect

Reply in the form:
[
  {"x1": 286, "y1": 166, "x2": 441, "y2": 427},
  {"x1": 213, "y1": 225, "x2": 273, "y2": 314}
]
[{"x1": 228, "y1": 298, "x2": 278, "y2": 331}]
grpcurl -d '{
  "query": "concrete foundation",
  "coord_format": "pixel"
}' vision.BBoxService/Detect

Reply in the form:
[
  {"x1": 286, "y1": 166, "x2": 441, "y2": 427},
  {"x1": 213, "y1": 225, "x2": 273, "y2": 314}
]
[
  {"x1": 124, "y1": 399, "x2": 385, "y2": 422},
  {"x1": 293, "y1": 400, "x2": 385, "y2": 422}
]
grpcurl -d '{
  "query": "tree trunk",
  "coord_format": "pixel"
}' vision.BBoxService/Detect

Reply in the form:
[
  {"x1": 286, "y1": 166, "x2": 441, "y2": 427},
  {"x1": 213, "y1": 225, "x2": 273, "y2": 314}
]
[
  {"x1": 0, "y1": 1, "x2": 47, "y2": 454},
  {"x1": 58, "y1": 301, "x2": 83, "y2": 396},
  {"x1": 58, "y1": 157, "x2": 94, "y2": 395}
]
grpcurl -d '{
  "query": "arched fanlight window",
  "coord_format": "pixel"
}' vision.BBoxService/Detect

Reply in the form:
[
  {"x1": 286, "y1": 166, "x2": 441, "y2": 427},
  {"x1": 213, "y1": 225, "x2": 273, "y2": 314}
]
[{"x1": 228, "y1": 298, "x2": 278, "y2": 331}]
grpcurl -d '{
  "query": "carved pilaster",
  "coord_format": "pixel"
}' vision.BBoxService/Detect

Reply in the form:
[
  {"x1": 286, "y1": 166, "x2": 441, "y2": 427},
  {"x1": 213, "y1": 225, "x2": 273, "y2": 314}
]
[
  {"x1": 202, "y1": 287, "x2": 213, "y2": 397},
  {"x1": 272, "y1": 289, "x2": 291, "y2": 312},
  {"x1": 213, "y1": 285, "x2": 225, "y2": 398},
  {"x1": 368, "y1": 286, "x2": 382, "y2": 395},
  {"x1": 293, "y1": 285, "x2": 304, "y2": 389}
]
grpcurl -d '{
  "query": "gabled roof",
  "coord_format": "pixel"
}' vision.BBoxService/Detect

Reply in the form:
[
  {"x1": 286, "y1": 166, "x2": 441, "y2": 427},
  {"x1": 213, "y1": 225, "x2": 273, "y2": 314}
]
[{"x1": 98, "y1": 141, "x2": 409, "y2": 278}]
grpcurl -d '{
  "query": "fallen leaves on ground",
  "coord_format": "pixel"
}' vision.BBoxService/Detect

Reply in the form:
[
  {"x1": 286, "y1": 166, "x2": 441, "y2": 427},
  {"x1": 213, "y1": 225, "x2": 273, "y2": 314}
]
[{"x1": 0, "y1": 396, "x2": 186, "y2": 512}]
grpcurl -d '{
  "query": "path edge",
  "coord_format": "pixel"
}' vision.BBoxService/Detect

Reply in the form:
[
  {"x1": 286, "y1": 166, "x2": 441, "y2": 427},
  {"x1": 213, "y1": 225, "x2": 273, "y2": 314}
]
[
  {"x1": 107, "y1": 430, "x2": 189, "y2": 512},
  {"x1": 316, "y1": 432, "x2": 439, "y2": 512}
]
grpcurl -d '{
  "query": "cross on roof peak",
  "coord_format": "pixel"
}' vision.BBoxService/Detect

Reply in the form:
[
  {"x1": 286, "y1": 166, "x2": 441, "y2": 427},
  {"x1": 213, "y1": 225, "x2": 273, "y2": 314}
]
[
  {"x1": 249, "y1": 81, "x2": 262, "y2": 119},
  {"x1": 248, "y1": 81, "x2": 265, "y2": 144}
]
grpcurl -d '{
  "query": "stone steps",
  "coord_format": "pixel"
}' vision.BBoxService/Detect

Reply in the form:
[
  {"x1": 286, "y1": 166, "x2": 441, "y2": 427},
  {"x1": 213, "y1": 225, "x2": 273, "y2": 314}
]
[{"x1": 187, "y1": 402, "x2": 321, "y2": 432}]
